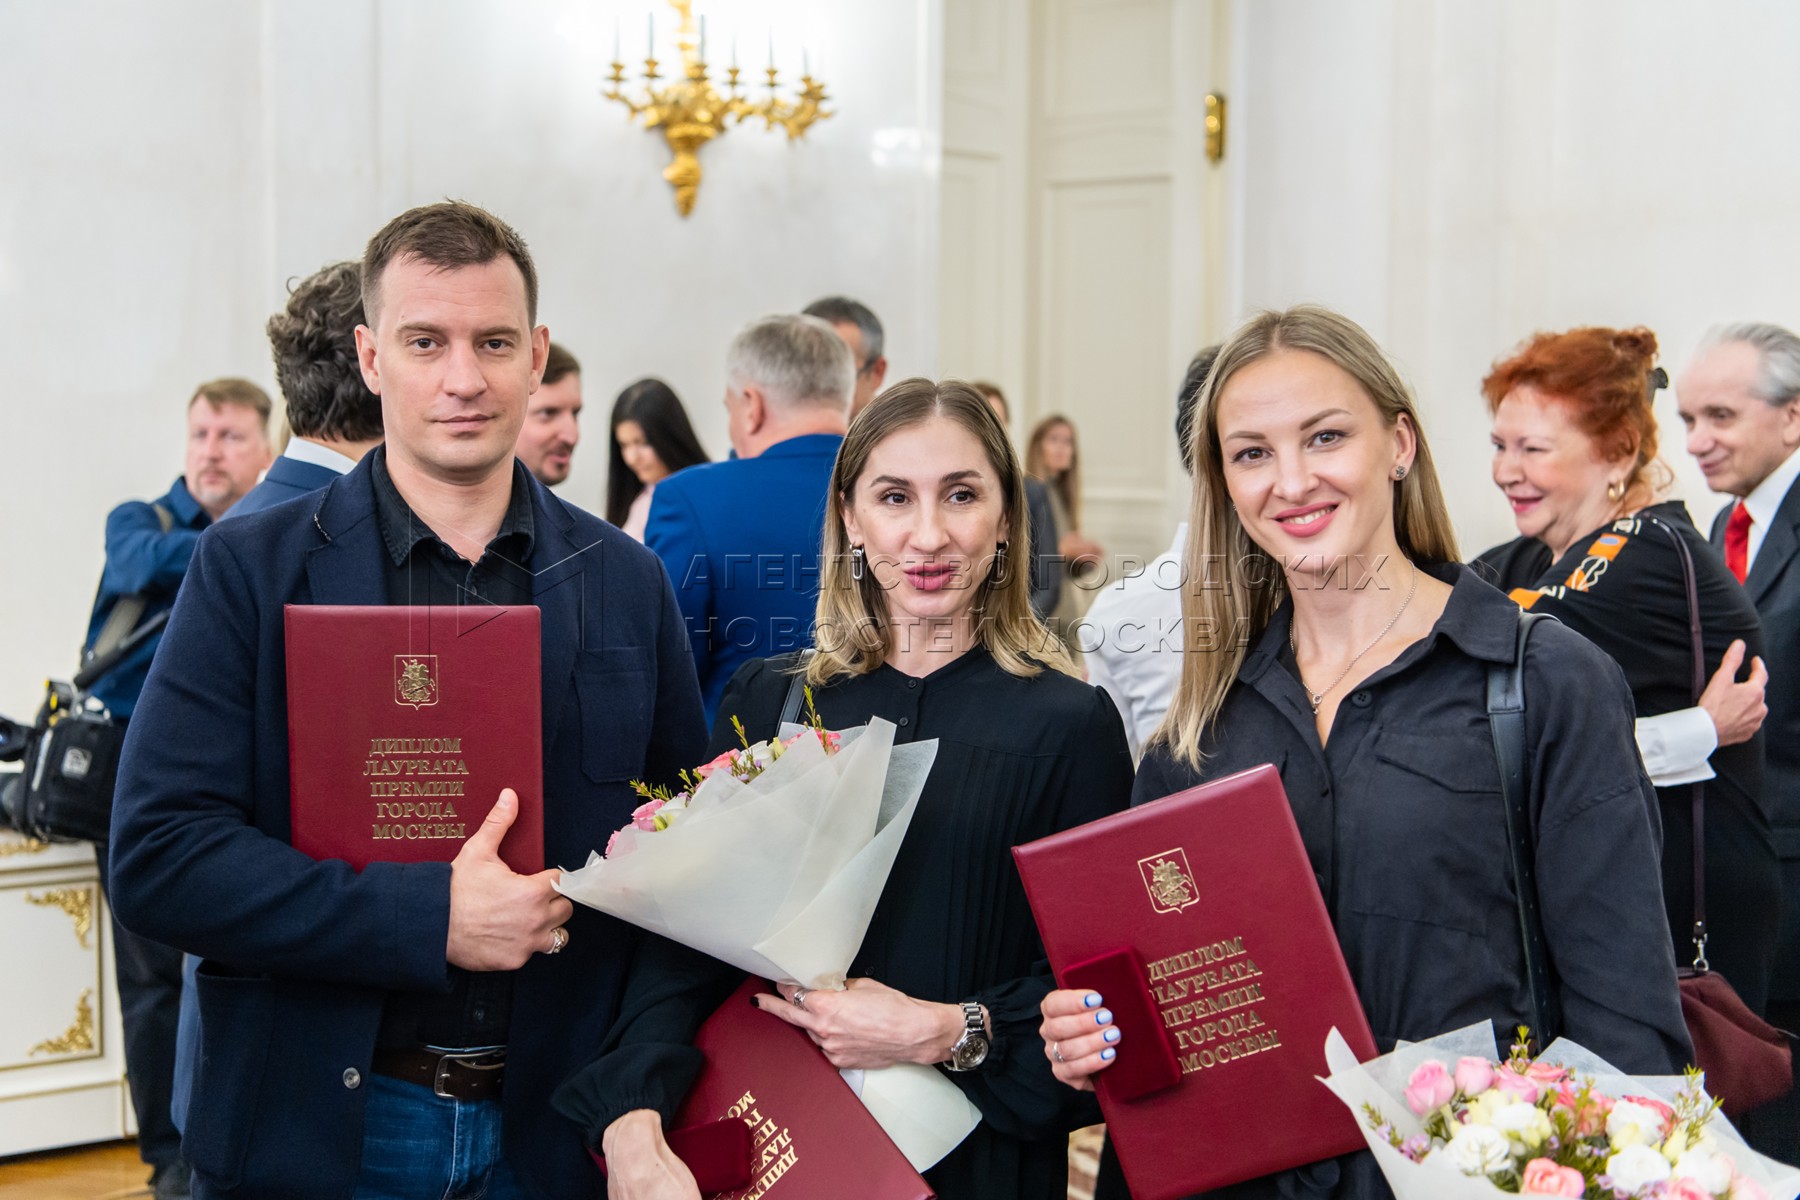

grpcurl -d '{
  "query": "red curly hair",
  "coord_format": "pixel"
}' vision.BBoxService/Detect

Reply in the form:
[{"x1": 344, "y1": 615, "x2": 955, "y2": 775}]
[{"x1": 1481, "y1": 326, "x2": 1669, "y2": 508}]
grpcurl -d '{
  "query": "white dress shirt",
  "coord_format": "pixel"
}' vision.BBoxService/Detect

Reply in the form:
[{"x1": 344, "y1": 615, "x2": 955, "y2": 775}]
[
  {"x1": 1741, "y1": 443, "x2": 1800, "y2": 570},
  {"x1": 1082, "y1": 524, "x2": 1187, "y2": 762},
  {"x1": 281, "y1": 437, "x2": 360, "y2": 475}
]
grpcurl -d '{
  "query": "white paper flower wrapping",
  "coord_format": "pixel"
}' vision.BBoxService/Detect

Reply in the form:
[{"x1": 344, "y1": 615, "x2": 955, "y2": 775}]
[
  {"x1": 556, "y1": 717, "x2": 981, "y2": 1171},
  {"x1": 1316, "y1": 1023, "x2": 1800, "y2": 1200}
]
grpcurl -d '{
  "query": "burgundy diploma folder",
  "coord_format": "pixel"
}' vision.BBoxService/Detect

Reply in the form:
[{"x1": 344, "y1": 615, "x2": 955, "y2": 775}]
[
  {"x1": 284, "y1": 605, "x2": 543, "y2": 873},
  {"x1": 645, "y1": 977, "x2": 936, "y2": 1200},
  {"x1": 1012, "y1": 764, "x2": 1377, "y2": 1200}
]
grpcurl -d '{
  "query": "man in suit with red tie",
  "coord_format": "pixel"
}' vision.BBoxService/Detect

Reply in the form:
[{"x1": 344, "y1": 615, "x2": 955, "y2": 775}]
[{"x1": 1679, "y1": 322, "x2": 1800, "y2": 1155}]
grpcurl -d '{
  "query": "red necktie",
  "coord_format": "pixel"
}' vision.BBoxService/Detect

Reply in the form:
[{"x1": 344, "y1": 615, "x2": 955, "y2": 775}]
[{"x1": 1724, "y1": 501, "x2": 1752, "y2": 584}]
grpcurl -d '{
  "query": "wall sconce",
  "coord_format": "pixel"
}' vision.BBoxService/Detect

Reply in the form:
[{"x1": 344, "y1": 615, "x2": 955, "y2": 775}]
[{"x1": 606, "y1": 0, "x2": 833, "y2": 217}]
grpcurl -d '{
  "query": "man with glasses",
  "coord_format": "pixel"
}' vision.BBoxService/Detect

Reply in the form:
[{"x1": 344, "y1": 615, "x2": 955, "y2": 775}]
[{"x1": 804, "y1": 295, "x2": 887, "y2": 418}]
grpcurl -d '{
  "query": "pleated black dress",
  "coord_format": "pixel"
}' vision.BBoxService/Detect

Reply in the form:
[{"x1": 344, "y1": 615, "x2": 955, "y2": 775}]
[{"x1": 711, "y1": 646, "x2": 1134, "y2": 1200}]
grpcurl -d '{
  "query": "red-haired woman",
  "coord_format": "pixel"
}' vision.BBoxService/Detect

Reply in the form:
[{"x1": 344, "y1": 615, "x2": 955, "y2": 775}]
[{"x1": 1476, "y1": 326, "x2": 1780, "y2": 1017}]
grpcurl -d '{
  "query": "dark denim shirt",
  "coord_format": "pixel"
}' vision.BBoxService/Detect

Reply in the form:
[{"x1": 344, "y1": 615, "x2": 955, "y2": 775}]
[
  {"x1": 1136, "y1": 563, "x2": 1692, "y2": 1075},
  {"x1": 83, "y1": 477, "x2": 209, "y2": 717},
  {"x1": 369, "y1": 447, "x2": 534, "y2": 1051}
]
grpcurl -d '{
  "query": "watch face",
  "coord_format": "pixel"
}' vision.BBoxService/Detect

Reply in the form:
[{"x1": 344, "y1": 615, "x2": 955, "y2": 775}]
[{"x1": 952, "y1": 1035, "x2": 989, "y2": 1070}]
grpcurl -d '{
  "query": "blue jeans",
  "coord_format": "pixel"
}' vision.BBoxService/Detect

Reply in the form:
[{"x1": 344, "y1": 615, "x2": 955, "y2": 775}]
[{"x1": 350, "y1": 1073, "x2": 523, "y2": 1200}]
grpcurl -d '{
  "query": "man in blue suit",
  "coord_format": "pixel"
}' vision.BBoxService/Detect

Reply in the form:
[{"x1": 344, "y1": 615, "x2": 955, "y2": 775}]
[
  {"x1": 645, "y1": 314, "x2": 854, "y2": 724},
  {"x1": 111, "y1": 202, "x2": 714, "y2": 1200},
  {"x1": 226, "y1": 260, "x2": 383, "y2": 519}
]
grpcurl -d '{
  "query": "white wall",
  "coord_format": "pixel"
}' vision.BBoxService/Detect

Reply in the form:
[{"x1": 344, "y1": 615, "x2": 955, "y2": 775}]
[
  {"x1": 1229, "y1": 0, "x2": 1800, "y2": 558},
  {"x1": 0, "y1": 0, "x2": 942, "y2": 706}
]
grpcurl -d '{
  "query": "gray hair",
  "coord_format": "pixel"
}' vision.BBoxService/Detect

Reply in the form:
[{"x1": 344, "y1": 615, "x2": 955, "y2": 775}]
[
  {"x1": 726, "y1": 314, "x2": 855, "y2": 412},
  {"x1": 1697, "y1": 322, "x2": 1800, "y2": 406},
  {"x1": 802, "y1": 295, "x2": 884, "y2": 366}
]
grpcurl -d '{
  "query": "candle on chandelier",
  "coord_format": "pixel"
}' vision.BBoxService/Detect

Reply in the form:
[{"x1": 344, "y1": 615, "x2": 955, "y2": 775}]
[
  {"x1": 648, "y1": 12, "x2": 655, "y2": 58},
  {"x1": 803, "y1": 47, "x2": 810, "y2": 77},
  {"x1": 612, "y1": 16, "x2": 621, "y2": 62},
  {"x1": 699, "y1": 15, "x2": 706, "y2": 63}
]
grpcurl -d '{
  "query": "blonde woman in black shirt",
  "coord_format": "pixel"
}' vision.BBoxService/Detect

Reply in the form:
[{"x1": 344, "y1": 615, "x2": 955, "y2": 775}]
[{"x1": 1040, "y1": 306, "x2": 1689, "y2": 1200}]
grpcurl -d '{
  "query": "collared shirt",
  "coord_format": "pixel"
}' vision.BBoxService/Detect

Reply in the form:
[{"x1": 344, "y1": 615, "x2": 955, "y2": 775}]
[
  {"x1": 1135, "y1": 563, "x2": 1690, "y2": 1077},
  {"x1": 369, "y1": 446, "x2": 535, "y2": 1051},
  {"x1": 1082, "y1": 522, "x2": 1186, "y2": 760},
  {"x1": 281, "y1": 436, "x2": 361, "y2": 476},
  {"x1": 1743, "y1": 445, "x2": 1800, "y2": 569}
]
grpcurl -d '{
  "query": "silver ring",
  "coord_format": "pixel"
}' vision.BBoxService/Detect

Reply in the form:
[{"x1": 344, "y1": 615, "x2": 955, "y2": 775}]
[
  {"x1": 547, "y1": 926, "x2": 568, "y2": 955},
  {"x1": 791, "y1": 987, "x2": 810, "y2": 1010},
  {"x1": 1052, "y1": 1041, "x2": 1066, "y2": 1064}
]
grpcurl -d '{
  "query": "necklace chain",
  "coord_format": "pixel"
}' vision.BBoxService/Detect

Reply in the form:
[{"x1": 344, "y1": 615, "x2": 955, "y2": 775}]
[{"x1": 1289, "y1": 563, "x2": 1420, "y2": 716}]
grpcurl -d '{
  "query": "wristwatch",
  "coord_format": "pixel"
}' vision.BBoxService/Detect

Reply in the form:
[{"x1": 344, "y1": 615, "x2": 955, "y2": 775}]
[{"x1": 945, "y1": 1000, "x2": 989, "y2": 1072}]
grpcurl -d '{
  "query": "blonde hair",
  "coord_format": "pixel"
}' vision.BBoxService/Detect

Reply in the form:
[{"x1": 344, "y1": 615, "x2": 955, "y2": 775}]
[
  {"x1": 1151, "y1": 306, "x2": 1459, "y2": 769},
  {"x1": 808, "y1": 379, "x2": 1075, "y2": 685}
]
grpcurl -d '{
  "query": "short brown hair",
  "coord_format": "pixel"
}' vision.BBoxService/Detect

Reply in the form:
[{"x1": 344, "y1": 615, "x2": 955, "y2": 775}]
[
  {"x1": 543, "y1": 342, "x2": 581, "y2": 387},
  {"x1": 266, "y1": 261, "x2": 383, "y2": 442},
  {"x1": 190, "y1": 378, "x2": 273, "y2": 432},
  {"x1": 1481, "y1": 326, "x2": 1667, "y2": 508},
  {"x1": 361, "y1": 200, "x2": 538, "y2": 328}
]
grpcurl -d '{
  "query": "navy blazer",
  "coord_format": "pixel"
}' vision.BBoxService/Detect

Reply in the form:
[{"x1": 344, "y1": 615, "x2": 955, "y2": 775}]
[
  {"x1": 644, "y1": 433, "x2": 841, "y2": 723},
  {"x1": 224, "y1": 452, "x2": 345, "y2": 519},
  {"x1": 1714, "y1": 481, "x2": 1800, "y2": 1000},
  {"x1": 109, "y1": 456, "x2": 707, "y2": 1199}
]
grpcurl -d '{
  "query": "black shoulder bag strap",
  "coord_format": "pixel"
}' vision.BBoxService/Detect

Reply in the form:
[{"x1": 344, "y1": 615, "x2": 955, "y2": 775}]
[
  {"x1": 1488, "y1": 609, "x2": 1560, "y2": 1048},
  {"x1": 1643, "y1": 515, "x2": 1712, "y2": 971},
  {"x1": 778, "y1": 649, "x2": 819, "y2": 727},
  {"x1": 85, "y1": 501, "x2": 176, "y2": 668}
]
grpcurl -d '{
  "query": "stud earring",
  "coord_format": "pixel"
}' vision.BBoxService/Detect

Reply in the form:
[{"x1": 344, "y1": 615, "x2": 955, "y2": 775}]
[
  {"x1": 1393, "y1": 465, "x2": 1409, "y2": 481},
  {"x1": 851, "y1": 545, "x2": 865, "y2": 581},
  {"x1": 1607, "y1": 479, "x2": 1625, "y2": 502}
]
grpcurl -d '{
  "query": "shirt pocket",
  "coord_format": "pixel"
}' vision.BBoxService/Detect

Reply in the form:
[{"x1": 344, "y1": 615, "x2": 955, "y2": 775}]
[
  {"x1": 1342, "y1": 729, "x2": 1507, "y2": 937},
  {"x1": 574, "y1": 647, "x2": 654, "y2": 784}
]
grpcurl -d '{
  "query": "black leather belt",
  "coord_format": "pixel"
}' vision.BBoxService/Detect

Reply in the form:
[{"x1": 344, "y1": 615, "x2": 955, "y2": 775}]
[{"x1": 371, "y1": 1046, "x2": 505, "y2": 1101}]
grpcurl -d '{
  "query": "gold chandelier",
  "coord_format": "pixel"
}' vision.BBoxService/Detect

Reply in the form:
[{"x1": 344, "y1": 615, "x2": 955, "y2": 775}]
[{"x1": 606, "y1": 0, "x2": 833, "y2": 217}]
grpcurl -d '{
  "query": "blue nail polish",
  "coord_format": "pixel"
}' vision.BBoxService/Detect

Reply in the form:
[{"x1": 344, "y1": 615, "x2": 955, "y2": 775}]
[
  {"x1": 1083, "y1": 993, "x2": 1103, "y2": 1008},
  {"x1": 1101, "y1": 1047, "x2": 1116, "y2": 1061},
  {"x1": 1103, "y1": 1027, "x2": 1120, "y2": 1043},
  {"x1": 1096, "y1": 1009, "x2": 1113, "y2": 1026}
]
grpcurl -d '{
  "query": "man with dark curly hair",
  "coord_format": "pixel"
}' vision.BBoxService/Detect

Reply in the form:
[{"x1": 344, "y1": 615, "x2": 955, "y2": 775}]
[{"x1": 227, "y1": 260, "x2": 384, "y2": 518}]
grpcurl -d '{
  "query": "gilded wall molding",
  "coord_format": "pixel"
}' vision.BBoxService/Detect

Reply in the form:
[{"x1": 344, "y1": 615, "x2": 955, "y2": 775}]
[
  {"x1": 30, "y1": 988, "x2": 95, "y2": 1057},
  {"x1": 26, "y1": 885, "x2": 95, "y2": 949},
  {"x1": 0, "y1": 836, "x2": 51, "y2": 859}
]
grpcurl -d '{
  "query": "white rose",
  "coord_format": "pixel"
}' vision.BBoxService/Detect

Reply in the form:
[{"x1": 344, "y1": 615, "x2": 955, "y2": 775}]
[
  {"x1": 1674, "y1": 1148, "x2": 1735, "y2": 1195},
  {"x1": 1607, "y1": 1143, "x2": 1674, "y2": 1193},
  {"x1": 1490, "y1": 1101, "x2": 1552, "y2": 1149},
  {"x1": 1442, "y1": 1124, "x2": 1513, "y2": 1177},
  {"x1": 1607, "y1": 1099, "x2": 1669, "y2": 1148}
]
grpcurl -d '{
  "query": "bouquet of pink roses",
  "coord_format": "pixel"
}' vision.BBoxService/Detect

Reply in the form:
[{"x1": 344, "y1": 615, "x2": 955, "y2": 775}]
[
  {"x1": 556, "y1": 704, "x2": 982, "y2": 1170},
  {"x1": 1318, "y1": 1023, "x2": 1799, "y2": 1200}
]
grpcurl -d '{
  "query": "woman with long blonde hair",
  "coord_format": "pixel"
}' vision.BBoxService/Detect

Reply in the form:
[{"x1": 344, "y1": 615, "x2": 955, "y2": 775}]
[
  {"x1": 1039, "y1": 307, "x2": 1689, "y2": 1198},
  {"x1": 716, "y1": 379, "x2": 1134, "y2": 1200}
]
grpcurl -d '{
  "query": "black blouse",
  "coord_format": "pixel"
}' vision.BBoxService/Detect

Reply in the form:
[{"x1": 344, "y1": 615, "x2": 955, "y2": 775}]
[
  {"x1": 1476, "y1": 501, "x2": 1779, "y2": 1014},
  {"x1": 714, "y1": 646, "x2": 1134, "y2": 1200},
  {"x1": 1106, "y1": 564, "x2": 1690, "y2": 1200}
]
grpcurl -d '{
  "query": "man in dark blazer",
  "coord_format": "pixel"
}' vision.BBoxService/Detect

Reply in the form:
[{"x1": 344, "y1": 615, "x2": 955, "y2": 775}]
[
  {"x1": 226, "y1": 260, "x2": 383, "y2": 520},
  {"x1": 110, "y1": 202, "x2": 712, "y2": 1200},
  {"x1": 645, "y1": 314, "x2": 854, "y2": 724},
  {"x1": 1681, "y1": 321, "x2": 1800, "y2": 1156}
]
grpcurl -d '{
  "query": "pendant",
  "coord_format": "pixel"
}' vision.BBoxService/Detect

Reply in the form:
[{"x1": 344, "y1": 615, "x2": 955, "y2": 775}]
[{"x1": 1306, "y1": 692, "x2": 1322, "y2": 715}]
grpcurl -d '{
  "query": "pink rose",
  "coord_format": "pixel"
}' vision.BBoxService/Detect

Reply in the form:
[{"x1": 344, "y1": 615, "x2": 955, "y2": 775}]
[
  {"x1": 1623, "y1": 1094, "x2": 1677, "y2": 1139},
  {"x1": 1525, "y1": 1061, "x2": 1569, "y2": 1086},
  {"x1": 1519, "y1": 1158, "x2": 1585, "y2": 1197},
  {"x1": 630, "y1": 797, "x2": 666, "y2": 831},
  {"x1": 1665, "y1": 1181, "x2": 1712, "y2": 1200},
  {"x1": 605, "y1": 828, "x2": 624, "y2": 858},
  {"x1": 1454, "y1": 1056, "x2": 1496, "y2": 1095},
  {"x1": 1404, "y1": 1060, "x2": 1454, "y2": 1115},
  {"x1": 692, "y1": 748, "x2": 739, "y2": 779},
  {"x1": 1495, "y1": 1067, "x2": 1540, "y2": 1104}
]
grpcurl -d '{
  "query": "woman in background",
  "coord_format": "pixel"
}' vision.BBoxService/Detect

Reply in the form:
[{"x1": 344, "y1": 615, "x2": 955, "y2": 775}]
[
  {"x1": 1476, "y1": 325, "x2": 1779, "y2": 1018},
  {"x1": 1026, "y1": 415, "x2": 1104, "y2": 646},
  {"x1": 605, "y1": 377, "x2": 709, "y2": 540}
]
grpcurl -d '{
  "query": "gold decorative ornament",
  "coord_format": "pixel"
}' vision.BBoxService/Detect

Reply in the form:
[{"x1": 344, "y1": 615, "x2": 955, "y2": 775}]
[
  {"x1": 0, "y1": 835, "x2": 51, "y2": 858},
  {"x1": 606, "y1": 0, "x2": 832, "y2": 216},
  {"x1": 30, "y1": 988, "x2": 96, "y2": 1057},
  {"x1": 1204, "y1": 92, "x2": 1228, "y2": 163},
  {"x1": 27, "y1": 885, "x2": 95, "y2": 949}
]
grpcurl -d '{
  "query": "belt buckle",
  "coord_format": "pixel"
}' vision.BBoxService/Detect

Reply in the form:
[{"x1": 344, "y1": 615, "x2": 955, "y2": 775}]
[{"x1": 431, "y1": 1048, "x2": 505, "y2": 1099}]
